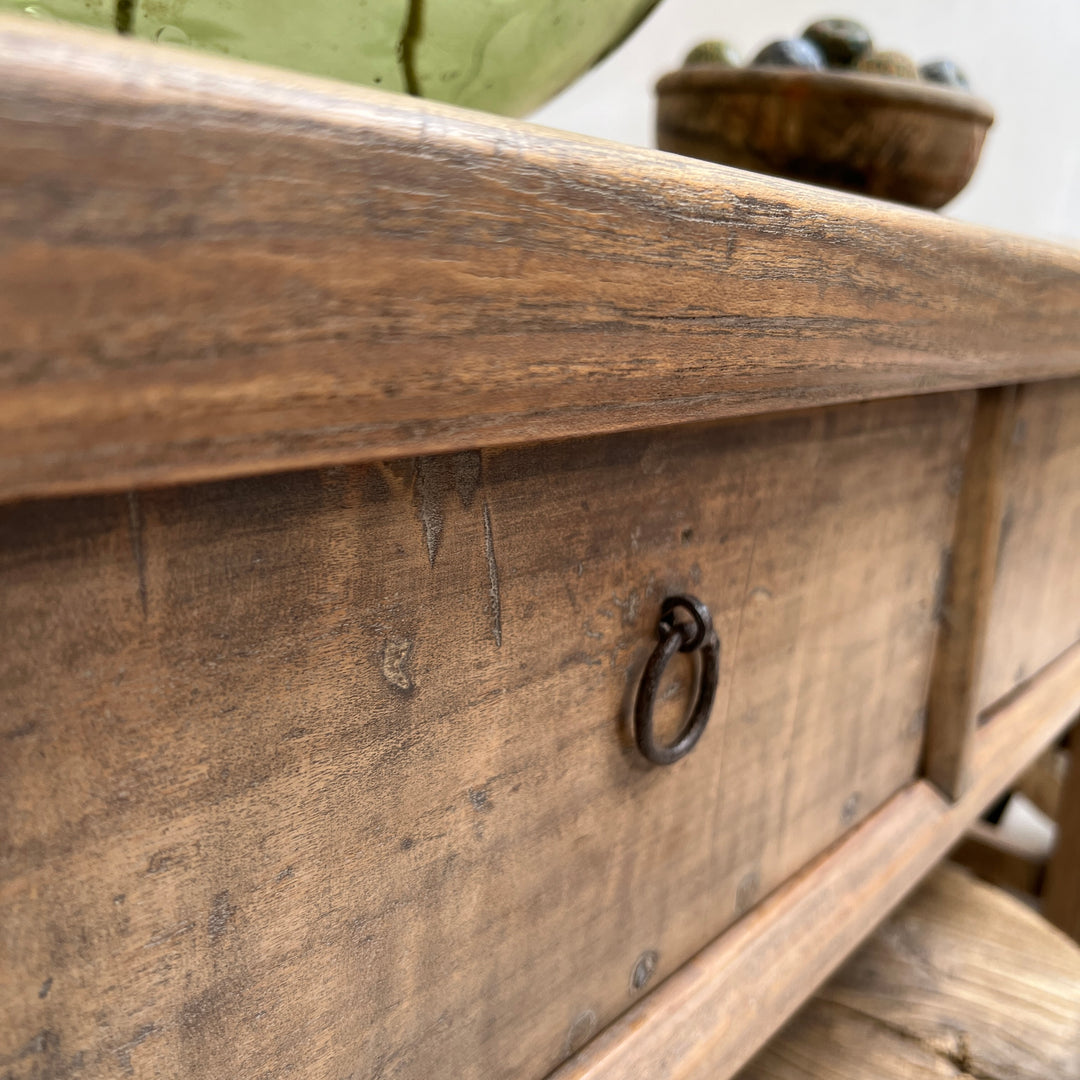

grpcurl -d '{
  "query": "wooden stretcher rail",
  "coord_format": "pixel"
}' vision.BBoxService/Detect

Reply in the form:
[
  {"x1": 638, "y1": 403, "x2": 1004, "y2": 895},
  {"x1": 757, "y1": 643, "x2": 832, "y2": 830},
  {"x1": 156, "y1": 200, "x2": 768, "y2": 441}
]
[
  {"x1": 549, "y1": 639, "x2": 1080, "y2": 1080},
  {"x1": 1, "y1": 17, "x2": 1079, "y2": 504}
]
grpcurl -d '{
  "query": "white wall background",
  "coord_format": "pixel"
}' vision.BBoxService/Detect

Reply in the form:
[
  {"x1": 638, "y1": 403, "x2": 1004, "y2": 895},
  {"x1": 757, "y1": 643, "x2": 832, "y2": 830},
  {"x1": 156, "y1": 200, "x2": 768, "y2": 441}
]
[{"x1": 531, "y1": 0, "x2": 1080, "y2": 243}]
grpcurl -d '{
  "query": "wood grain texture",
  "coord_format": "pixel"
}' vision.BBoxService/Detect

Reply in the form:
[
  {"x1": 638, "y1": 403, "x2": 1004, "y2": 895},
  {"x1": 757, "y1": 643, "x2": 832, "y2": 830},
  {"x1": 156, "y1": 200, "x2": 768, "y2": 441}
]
[
  {"x1": 738, "y1": 864, "x2": 1080, "y2": 1080},
  {"x1": 1045, "y1": 742, "x2": 1080, "y2": 943},
  {"x1": 551, "y1": 637, "x2": 1080, "y2": 1080},
  {"x1": 0, "y1": 396, "x2": 964, "y2": 1080},
  {"x1": 923, "y1": 387, "x2": 1016, "y2": 799},
  {"x1": 1, "y1": 17, "x2": 1080, "y2": 504},
  {"x1": 976, "y1": 378, "x2": 1080, "y2": 715}
]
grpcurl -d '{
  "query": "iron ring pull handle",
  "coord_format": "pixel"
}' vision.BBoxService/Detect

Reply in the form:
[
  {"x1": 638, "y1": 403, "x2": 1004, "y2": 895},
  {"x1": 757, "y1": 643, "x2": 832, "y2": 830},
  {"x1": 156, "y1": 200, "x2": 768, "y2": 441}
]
[{"x1": 632, "y1": 595, "x2": 721, "y2": 766}]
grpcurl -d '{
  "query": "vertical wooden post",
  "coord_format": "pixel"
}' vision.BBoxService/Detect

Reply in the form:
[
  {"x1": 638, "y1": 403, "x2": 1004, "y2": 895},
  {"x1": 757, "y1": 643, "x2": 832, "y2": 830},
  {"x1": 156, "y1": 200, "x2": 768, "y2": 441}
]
[
  {"x1": 923, "y1": 386, "x2": 1017, "y2": 799},
  {"x1": 1044, "y1": 733, "x2": 1080, "y2": 942}
]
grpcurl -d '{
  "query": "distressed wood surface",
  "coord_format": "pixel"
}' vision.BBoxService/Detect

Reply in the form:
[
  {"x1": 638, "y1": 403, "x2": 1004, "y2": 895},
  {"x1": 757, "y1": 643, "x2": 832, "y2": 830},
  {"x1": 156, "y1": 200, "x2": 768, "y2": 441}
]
[
  {"x1": 923, "y1": 387, "x2": 1016, "y2": 799},
  {"x1": 1045, "y1": 740, "x2": 1080, "y2": 943},
  {"x1": 552, "y1": 637, "x2": 1080, "y2": 1080},
  {"x1": 1, "y1": 18, "x2": 1080, "y2": 504},
  {"x1": 737, "y1": 864, "x2": 1080, "y2": 1080},
  {"x1": 976, "y1": 377, "x2": 1080, "y2": 715},
  {"x1": 0, "y1": 396, "x2": 965, "y2": 1080}
]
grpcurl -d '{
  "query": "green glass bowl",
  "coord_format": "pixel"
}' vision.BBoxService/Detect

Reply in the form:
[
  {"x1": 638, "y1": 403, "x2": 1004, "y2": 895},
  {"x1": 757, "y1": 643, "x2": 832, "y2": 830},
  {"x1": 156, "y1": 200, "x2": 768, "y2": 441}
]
[{"x1": 11, "y1": 0, "x2": 661, "y2": 116}]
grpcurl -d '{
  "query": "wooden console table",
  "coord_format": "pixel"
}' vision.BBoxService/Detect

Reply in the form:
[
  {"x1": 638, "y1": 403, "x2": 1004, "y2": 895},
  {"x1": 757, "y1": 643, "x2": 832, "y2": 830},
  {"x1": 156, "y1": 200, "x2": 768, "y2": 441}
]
[{"x1": 2, "y1": 18, "x2": 1079, "y2": 1080}]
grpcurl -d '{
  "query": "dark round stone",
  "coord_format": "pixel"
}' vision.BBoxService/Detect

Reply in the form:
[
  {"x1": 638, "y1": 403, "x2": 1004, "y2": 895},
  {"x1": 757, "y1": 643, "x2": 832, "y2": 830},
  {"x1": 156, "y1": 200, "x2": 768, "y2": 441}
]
[
  {"x1": 683, "y1": 39, "x2": 741, "y2": 67},
  {"x1": 751, "y1": 38, "x2": 825, "y2": 70},
  {"x1": 802, "y1": 18, "x2": 872, "y2": 67},
  {"x1": 855, "y1": 49, "x2": 919, "y2": 79},
  {"x1": 919, "y1": 58, "x2": 971, "y2": 89}
]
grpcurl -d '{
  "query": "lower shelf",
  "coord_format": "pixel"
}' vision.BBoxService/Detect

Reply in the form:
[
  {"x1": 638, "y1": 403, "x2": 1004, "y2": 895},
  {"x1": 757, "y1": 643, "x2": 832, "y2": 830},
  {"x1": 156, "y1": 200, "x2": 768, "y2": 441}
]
[
  {"x1": 549, "y1": 639, "x2": 1080, "y2": 1080},
  {"x1": 739, "y1": 862, "x2": 1080, "y2": 1080}
]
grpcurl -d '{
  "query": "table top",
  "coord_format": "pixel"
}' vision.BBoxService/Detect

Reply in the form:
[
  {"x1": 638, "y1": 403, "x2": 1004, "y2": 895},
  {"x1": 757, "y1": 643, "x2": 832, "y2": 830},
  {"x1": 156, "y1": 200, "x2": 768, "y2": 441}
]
[{"x1": 1, "y1": 15, "x2": 1078, "y2": 505}]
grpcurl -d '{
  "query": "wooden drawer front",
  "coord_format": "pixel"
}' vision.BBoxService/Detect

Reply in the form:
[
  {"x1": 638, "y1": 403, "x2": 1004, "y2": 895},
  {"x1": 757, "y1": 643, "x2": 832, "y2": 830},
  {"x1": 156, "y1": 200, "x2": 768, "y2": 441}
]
[
  {"x1": 977, "y1": 378, "x2": 1080, "y2": 714},
  {"x1": 0, "y1": 394, "x2": 968, "y2": 1080}
]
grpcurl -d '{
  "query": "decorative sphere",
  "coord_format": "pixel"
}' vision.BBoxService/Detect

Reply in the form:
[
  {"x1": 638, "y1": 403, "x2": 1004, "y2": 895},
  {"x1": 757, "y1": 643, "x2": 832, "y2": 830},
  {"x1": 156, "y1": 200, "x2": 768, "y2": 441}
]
[
  {"x1": 751, "y1": 38, "x2": 825, "y2": 70},
  {"x1": 855, "y1": 50, "x2": 919, "y2": 79},
  {"x1": 919, "y1": 59, "x2": 971, "y2": 90},
  {"x1": 683, "y1": 40, "x2": 741, "y2": 67},
  {"x1": 802, "y1": 18, "x2": 872, "y2": 67}
]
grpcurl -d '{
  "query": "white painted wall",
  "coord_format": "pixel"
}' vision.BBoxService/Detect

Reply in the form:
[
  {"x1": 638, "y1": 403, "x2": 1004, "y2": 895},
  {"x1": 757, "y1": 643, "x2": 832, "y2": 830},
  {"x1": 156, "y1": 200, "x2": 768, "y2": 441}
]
[{"x1": 530, "y1": 0, "x2": 1080, "y2": 243}]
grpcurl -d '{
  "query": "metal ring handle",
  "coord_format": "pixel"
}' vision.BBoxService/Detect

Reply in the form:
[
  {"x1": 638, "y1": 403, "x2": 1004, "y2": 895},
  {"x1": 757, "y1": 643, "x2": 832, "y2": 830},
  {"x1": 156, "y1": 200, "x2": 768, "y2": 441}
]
[{"x1": 633, "y1": 594, "x2": 721, "y2": 766}]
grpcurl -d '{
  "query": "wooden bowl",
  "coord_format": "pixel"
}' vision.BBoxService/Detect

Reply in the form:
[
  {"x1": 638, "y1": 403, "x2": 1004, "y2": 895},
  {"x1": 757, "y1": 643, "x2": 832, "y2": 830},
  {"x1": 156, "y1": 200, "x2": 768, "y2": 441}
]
[{"x1": 656, "y1": 66, "x2": 994, "y2": 209}]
